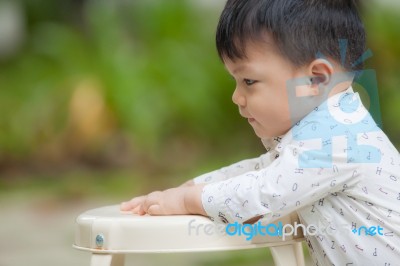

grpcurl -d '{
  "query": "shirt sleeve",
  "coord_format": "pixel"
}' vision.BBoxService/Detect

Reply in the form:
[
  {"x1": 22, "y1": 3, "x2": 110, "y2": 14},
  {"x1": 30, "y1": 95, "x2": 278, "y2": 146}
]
[
  {"x1": 201, "y1": 141, "x2": 361, "y2": 223},
  {"x1": 193, "y1": 151, "x2": 276, "y2": 185}
]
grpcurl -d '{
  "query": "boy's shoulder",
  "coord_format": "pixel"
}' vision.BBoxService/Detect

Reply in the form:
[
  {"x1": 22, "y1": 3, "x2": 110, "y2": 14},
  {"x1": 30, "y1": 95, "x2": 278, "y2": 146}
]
[
  {"x1": 282, "y1": 87, "x2": 399, "y2": 168},
  {"x1": 293, "y1": 88, "x2": 378, "y2": 140}
]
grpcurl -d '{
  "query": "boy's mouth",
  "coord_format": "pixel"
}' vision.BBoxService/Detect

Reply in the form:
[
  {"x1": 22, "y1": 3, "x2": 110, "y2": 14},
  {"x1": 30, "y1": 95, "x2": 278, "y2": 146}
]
[{"x1": 239, "y1": 111, "x2": 255, "y2": 123}]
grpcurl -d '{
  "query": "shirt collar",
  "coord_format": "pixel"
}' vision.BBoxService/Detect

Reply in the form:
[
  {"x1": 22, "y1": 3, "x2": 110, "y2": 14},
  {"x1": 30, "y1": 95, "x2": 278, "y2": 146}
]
[{"x1": 261, "y1": 136, "x2": 285, "y2": 152}]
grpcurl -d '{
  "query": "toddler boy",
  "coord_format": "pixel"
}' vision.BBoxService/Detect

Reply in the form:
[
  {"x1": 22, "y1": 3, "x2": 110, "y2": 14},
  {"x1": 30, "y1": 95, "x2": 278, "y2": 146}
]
[{"x1": 121, "y1": 0, "x2": 400, "y2": 264}]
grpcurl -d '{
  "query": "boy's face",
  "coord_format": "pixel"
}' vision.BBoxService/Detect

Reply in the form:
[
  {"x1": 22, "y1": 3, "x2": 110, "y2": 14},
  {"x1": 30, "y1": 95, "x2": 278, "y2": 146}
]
[{"x1": 224, "y1": 41, "x2": 308, "y2": 139}]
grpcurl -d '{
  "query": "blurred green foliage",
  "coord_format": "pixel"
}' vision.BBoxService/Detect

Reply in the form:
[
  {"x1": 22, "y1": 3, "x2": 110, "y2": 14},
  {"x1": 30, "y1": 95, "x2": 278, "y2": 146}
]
[
  {"x1": 0, "y1": 0, "x2": 260, "y2": 173},
  {"x1": 0, "y1": 0, "x2": 399, "y2": 178},
  {"x1": 0, "y1": 2, "x2": 396, "y2": 266},
  {"x1": 364, "y1": 4, "x2": 400, "y2": 146}
]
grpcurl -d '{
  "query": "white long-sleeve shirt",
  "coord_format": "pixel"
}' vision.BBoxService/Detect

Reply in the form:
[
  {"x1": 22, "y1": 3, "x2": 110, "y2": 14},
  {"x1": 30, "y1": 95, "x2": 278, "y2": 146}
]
[{"x1": 194, "y1": 88, "x2": 400, "y2": 265}]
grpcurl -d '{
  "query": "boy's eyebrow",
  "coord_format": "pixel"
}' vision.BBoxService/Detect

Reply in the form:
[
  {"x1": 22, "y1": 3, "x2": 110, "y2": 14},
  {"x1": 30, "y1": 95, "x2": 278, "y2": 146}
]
[
  {"x1": 225, "y1": 65, "x2": 248, "y2": 76},
  {"x1": 232, "y1": 65, "x2": 247, "y2": 74}
]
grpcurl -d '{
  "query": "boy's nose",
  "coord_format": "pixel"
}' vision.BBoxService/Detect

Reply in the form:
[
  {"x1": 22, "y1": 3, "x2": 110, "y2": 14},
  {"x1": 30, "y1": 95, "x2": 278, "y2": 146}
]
[{"x1": 232, "y1": 87, "x2": 246, "y2": 107}]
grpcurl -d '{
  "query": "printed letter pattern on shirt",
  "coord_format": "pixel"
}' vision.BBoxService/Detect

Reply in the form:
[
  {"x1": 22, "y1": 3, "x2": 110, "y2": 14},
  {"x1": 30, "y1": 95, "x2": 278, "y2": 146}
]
[{"x1": 194, "y1": 87, "x2": 400, "y2": 265}]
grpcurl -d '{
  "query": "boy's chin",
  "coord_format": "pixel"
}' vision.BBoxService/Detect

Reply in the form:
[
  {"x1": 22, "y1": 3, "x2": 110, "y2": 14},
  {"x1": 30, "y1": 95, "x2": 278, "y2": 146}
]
[
  {"x1": 253, "y1": 127, "x2": 289, "y2": 139},
  {"x1": 253, "y1": 129, "x2": 274, "y2": 139}
]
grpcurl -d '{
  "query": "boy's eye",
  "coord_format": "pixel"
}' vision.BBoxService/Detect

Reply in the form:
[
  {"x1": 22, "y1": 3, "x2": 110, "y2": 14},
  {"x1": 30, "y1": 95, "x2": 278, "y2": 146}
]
[{"x1": 244, "y1": 79, "x2": 256, "y2": 86}]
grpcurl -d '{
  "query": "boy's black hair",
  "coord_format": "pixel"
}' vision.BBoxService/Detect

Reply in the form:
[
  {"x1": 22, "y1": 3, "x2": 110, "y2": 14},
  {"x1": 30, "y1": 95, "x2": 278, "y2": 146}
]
[{"x1": 216, "y1": 0, "x2": 365, "y2": 70}]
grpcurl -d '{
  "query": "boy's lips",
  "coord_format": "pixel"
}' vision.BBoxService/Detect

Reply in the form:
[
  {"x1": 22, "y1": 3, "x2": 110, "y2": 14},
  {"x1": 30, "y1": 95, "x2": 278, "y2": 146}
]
[{"x1": 239, "y1": 111, "x2": 255, "y2": 123}]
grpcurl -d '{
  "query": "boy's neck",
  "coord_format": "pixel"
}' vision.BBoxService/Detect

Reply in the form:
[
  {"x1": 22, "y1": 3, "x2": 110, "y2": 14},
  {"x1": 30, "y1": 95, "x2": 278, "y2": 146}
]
[{"x1": 328, "y1": 79, "x2": 353, "y2": 98}]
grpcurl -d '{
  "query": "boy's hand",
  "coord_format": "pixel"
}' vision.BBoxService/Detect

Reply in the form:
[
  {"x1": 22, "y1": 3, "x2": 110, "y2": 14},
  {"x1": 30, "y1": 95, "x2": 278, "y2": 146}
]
[{"x1": 120, "y1": 184, "x2": 206, "y2": 216}]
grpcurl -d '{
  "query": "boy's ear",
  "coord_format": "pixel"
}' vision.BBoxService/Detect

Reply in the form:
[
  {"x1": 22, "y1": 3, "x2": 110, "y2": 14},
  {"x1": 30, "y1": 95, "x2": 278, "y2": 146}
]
[{"x1": 308, "y1": 58, "x2": 334, "y2": 85}]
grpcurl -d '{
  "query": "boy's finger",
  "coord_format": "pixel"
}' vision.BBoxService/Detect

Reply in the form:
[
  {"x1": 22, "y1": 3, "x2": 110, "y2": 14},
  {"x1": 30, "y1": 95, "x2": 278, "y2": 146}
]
[
  {"x1": 120, "y1": 201, "x2": 133, "y2": 211},
  {"x1": 131, "y1": 205, "x2": 140, "y2": 214},
  {"x1": 120, "y1": 196, "x2": 145, "y2": 211},
  {"x1": 138, "y1": 204, "x2": 147, "y2": 216},
  {"x1": 147, "y1": 204, "x2": 163, "y2": 215},
  {"x1": 138, "y1": 191, "x2": 163, "y2": 215},
  {"x1": 141, "y1": 191, "x2": 162, "y2": 208}
]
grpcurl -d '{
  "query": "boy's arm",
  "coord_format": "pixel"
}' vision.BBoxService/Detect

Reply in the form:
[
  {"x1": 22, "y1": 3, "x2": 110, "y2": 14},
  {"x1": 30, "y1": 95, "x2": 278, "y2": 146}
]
[
  {"x1": 123, "y1": 143, "x2": 359, "y2": 220},
  {"x1": 200, "y1": 144, "x2": 363, "y2": 224},
  {"x1": 192, "y1": 152, "x2": 275, "y2": 185}
]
